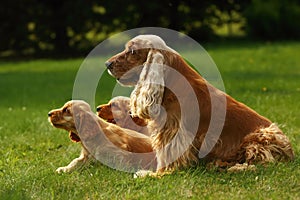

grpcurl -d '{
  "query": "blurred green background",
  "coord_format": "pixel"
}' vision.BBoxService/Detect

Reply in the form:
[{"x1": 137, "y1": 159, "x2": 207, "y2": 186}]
[{"x1": 1, "y1": 0, "x2": 300, "y2": 58}]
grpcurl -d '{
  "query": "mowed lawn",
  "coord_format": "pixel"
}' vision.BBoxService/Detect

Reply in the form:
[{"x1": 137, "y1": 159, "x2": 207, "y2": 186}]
[{"x1": 0, "y1": 41, "x2": 299, "y2": 199}]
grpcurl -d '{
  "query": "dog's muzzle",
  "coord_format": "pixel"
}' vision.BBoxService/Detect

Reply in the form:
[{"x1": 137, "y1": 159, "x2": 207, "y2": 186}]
[
  {"x1": 105, "y1": 61, "x2": 116, "y2": 77},
  {"x1": 105, "y1": 61, "x2": 113, "y2": 69}
]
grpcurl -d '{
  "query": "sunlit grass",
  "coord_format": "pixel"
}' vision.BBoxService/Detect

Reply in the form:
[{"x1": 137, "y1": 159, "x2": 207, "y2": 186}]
[{"x1": 0, "y1": 41, "x2": 299, "y2": 199}]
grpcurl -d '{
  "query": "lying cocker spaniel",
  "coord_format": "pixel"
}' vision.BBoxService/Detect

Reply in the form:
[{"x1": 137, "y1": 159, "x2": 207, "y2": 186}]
[
  {"x1": 48, "y1": 100, "x2": 154, "y2": 173},
  {"x1": 105, "y1": 34, "x2": 294, "y2": 176},
  {"x1": 96, "y1": 96, "x2": 149, "y2": 136}
]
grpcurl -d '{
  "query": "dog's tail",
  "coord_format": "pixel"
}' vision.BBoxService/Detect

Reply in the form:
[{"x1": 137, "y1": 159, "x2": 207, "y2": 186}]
[{"x1": 239, "y1": 123, "x2": 295, "y2": 164}]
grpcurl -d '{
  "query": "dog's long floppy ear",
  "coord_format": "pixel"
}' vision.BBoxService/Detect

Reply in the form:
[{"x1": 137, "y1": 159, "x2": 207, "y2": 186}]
[
  {"x1": 72, "y1": 102, "x2": 101, "y2": 141},
  {"x1": 130, "y1": 50, "x2": 165, "y2": 119},
  {"x1": 75, "y1": 112, "x2": 101, "y2": 142}
]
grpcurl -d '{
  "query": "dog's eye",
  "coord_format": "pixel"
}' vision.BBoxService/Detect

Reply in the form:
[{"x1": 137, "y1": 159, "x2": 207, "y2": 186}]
[
  {"x1": 62, "y1": 107, "x2": 70, "y2": 114},
  {"x1": 111, "y1": 102, "x2": 117, "y2": 107},
  {"x1": 127, "y1": 48, "x2": 135, "y2": 55}
]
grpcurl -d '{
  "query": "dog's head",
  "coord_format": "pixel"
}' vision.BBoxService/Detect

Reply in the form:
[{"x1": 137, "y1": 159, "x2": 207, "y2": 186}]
[
  {"x1": 96, "y1": 96, "x2": 148, "y2": 127},
  {"x1": 48, "y1": 100, "x2": 92, "y2": 142},
  {"x1": 105, "y1": 35, "x2": 176, "y2": 119},
  {"x1": 96, "y1": 96, "x2": 130, "y2": 124},
  {"x1": 105, "y1": 35, "x2": 174, "y2": 86}
]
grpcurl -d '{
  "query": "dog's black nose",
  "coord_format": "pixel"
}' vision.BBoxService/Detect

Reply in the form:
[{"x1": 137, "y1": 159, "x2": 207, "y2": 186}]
[
  {"x1": 48, "y1": 112, "x2": 53, "y2": 117},
  {"x1": 96, "y1": 107, "x2": 102, "y2": 112},
  {"x1": 105, "y1": 61, "x2": 112, "y2": 68}
]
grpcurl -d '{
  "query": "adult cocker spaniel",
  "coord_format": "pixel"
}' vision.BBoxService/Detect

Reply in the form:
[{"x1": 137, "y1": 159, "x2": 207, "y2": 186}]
[
  {"x1": 96, "y1": 96, "x2": 149, "y2": 136},
  {"x1": 48, "y1": 100, "x2": 154, "y2": 173},
  {"x1": 105, "y1": 34, "x2": 294, "y2": 176}
]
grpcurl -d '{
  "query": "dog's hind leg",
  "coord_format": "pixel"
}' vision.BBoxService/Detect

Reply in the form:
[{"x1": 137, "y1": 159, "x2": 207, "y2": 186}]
[{"x1": 228, "y1": 124, "x2": 294, "y2": 172}]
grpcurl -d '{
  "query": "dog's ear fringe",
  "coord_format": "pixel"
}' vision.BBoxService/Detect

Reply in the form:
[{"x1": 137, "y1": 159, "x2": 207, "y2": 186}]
[{"x1": 130, "y1": 50, "x2": 165, "y2": 119}]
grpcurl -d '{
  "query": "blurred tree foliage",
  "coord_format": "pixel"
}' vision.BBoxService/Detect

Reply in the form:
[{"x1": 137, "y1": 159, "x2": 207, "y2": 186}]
[
  {"x1": 0, "y1": 0, "x2": 299, "y2": 56},
  {"x1": 244, "y1": 0, "x2": 300, "y2": 40}
]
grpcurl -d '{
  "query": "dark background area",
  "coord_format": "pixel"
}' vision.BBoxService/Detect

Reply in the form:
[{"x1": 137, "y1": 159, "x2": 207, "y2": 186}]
[{"x1": 1, "y1": 0, "x2": 300, "y2": 57}]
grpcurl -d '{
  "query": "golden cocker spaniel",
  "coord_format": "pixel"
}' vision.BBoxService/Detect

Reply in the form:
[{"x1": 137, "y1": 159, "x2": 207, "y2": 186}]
[
  {"x1": 105, "y1": 34, "x2": 294, "y2": 176},
  {"x1": 96, "y1": 96, "x2": 149, "y2": 136},
  {"x1": 48, "y1": 100, "x2": 154, "y2": 173}
]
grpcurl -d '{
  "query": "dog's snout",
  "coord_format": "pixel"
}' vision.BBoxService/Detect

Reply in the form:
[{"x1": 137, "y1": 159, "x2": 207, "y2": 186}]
[
  {"x1": 96, "y1": 107, "x2": 102, "y2": 112},
  {"x1": 105, "y1": 61, "x2": 113, "y2": 68},
  {"x1": 48, "y1": 112, "x2": 53, "y2": 117}
]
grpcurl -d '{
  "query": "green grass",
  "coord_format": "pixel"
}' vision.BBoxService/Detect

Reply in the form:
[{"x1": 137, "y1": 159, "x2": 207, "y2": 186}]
[{"x1": 1, "y1": 41, "x2": 300, "y2": 199}]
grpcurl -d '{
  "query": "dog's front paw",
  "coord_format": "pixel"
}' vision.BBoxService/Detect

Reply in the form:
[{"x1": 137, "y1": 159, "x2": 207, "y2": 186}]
[
  {"x1": 134, "y1": 170, "x2": 172, "y2": 178},
  {"x1": 56, "y1": 166, "x2": 72, "y2": 173}
]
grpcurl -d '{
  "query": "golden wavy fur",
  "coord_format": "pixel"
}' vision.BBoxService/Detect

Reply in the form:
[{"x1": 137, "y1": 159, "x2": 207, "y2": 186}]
[
  {"x1": 96, "y1": 96, "x2": 149, "y2": 136},
  {"x1": 48, "y1": 100, "x2": 154, "y2": 173},
  {"x1": 105, "y1": 35, "x2": 294, "y2": 176}
]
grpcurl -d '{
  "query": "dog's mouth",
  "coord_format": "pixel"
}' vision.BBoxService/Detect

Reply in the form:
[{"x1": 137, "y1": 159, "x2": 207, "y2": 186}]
[
  {"x1": 107, "y1": 68, "x2": 116, "y2": 78},
  {"x1": 107, "y1": 119, "x2": 116, "y2": 124},
  {"x1": 49, "y1": 118, "x2": 80, "y2": 142},
  {"x1": 117, "y1": 77, "x2": 138, "y2": 86},
  {"x1": 117, "y1": 71, "x2": 142, "y2": 86},
  {"x1": 108, "y1": 65, "x2": 143, "y2": 86},
  {"x1": 49, "y1": 120, "x2": 64, "y2": 129}
]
